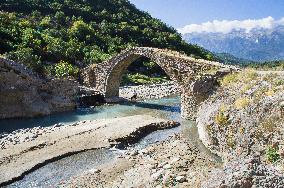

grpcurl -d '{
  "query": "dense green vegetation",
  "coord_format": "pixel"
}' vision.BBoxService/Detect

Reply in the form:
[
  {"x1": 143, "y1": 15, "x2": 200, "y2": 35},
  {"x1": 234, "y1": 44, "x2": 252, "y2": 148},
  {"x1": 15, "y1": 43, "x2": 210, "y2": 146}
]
[
  {"x1": 0, "y1": 0, "x2": 213, "y2": 81},
  {"x1": 216, "y1": 53, "x2": 284, "y2": 71},
  {"x1": 245, "y1": 60, "x2": 284, "y2": 71},
  {"x1": 215, "y1": 53, "x2": 255, "y2": 66},
  {"x1": 121, "y1": 73, "x2": 169, "y2": 86},
  {"x1": 121, "y1": 57, "x2": 170, "y2": 85}
]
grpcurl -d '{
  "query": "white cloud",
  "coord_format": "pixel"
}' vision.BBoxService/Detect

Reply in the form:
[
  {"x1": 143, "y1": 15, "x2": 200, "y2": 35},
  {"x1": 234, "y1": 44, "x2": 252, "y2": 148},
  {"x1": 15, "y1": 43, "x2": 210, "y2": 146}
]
[{"x1": 178, "y1": 16, "x2": 284, "y2": 34}]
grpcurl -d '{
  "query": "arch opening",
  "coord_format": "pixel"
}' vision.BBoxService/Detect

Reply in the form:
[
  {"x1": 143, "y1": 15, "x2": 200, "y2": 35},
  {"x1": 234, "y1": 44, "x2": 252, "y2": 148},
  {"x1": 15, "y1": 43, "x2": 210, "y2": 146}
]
[
  {"x1": 104, "y1": 54, "x2": 174, "y2": 98},
  {"x1": 120, "y1": 56, "x2": 170, "y2": 86}
]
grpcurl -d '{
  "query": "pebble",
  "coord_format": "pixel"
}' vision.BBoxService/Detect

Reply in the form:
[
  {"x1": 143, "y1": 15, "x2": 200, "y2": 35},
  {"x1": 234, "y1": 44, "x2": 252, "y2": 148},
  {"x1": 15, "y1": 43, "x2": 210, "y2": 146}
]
[
  {"x1": 139, "y1": 148, "x2": 150, "y2": 155},
  {"x1": 120, "y1": 81, "x2": 180, "y2": 100},
  {"x1": 130, "y1": 150, "x2": 139, "y2": 156},
  {"x1": 175, "y1": 176, "x2": 186, "y2": 183},
  {"x1": 169, "y1": 157, "x2": 180, "y2": 164},
  {"x1": 89, "y1": 169, "x2": 101, "y2": 174},
  {"x1": 70, "y1": 122, "x2": 79, "y2": 126},
  {"x1": 163, "y1": 164, "x2": 172, "y2": 169},
  {"x1": 151, "y1": 169, "x2": 164, "y2": 181},
  {"x1": 159, "y1": 161, "x2": 168, "y2": 168}
]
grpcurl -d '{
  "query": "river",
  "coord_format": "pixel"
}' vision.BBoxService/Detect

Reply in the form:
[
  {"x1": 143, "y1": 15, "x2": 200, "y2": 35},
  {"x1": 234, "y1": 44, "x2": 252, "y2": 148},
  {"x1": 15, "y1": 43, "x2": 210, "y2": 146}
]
[{"x1": 1, "y1": 97, "x2": 220, "y2": 187}]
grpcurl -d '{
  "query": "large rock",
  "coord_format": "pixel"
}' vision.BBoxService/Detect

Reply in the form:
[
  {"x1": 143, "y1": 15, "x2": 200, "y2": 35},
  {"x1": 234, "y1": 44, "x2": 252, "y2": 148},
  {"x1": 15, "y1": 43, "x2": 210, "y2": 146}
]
[
  {"x1": 202, "y1": 156, "x2": 284, "y2": 188},
  {"x1": 0, "y1": 58, "x2": 79, "y2": 119}
]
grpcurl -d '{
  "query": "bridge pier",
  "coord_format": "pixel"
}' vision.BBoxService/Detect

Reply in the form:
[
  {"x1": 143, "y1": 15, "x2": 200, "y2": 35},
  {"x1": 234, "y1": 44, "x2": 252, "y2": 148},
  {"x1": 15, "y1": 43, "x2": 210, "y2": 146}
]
[
  {"x1": 181, "y1": 90, "x2": 198, "y2": 120},
  {"x1": 180, "y1": 76, "x2": 219, "y2": 120}
]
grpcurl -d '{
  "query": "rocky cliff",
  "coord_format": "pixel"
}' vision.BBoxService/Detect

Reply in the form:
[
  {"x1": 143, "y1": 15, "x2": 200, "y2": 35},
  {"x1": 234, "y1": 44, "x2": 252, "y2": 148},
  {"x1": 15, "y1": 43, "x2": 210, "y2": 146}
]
[
  {"x1": 196, "y1": 70, "x2": 284, "y2": 187},
  {"x1": 0, "y1": 58, "x2": 79, "y2": 119}
]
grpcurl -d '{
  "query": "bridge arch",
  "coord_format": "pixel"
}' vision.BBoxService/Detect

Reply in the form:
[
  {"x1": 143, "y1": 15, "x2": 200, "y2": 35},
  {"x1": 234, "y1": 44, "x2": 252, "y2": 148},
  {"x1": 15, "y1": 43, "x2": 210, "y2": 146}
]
[
  {"x1": 105, "y1": 52, "x2": 177, "y2": 98},
  {"x1": 84, "y1": 47, "x2": 236, "y2": 119}
]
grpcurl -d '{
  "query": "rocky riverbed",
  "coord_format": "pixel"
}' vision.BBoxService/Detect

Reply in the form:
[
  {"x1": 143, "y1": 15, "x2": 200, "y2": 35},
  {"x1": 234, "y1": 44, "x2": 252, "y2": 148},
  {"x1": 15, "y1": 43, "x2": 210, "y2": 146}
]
[
  {"x1": 57, "y1": 131, "x2": 221, "y2": 188},
  {"x1": 1, "y1": 68, "x2": 283, "y2": 187},
  {"x1": 0, "y1": 115, "x2": 179, "y2": 186},
  {"x1": 119, "y1": 81, "x2": 180, "y2": 100}
]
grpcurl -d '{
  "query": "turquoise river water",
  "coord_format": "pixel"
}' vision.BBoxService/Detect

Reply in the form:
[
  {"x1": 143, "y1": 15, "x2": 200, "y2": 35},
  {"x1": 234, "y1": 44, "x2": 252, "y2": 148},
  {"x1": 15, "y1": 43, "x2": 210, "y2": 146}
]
[{"x1": 0, "y1": 97, "x2": 220, "y2": 187}]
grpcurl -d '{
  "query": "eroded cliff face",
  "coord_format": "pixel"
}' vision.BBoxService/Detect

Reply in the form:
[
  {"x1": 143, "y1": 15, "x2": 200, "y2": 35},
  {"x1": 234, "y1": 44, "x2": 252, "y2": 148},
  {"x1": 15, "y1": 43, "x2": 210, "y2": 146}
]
[
  {"x1": 197, "y1": 70, "x2": 284, "y2": 160},
  {"x1": 196, "y1": 70, "x2": 284, "y2": 187},
  {"x1": 0, "y1": 58, "x2": 79, "y2": 119}
]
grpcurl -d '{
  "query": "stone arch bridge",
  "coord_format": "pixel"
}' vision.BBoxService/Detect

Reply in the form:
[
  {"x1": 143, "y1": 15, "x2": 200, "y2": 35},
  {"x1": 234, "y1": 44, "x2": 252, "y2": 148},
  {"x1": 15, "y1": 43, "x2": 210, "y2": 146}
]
[{"x1": 83, "y1": 47, "x2": 237, "y2": 119}]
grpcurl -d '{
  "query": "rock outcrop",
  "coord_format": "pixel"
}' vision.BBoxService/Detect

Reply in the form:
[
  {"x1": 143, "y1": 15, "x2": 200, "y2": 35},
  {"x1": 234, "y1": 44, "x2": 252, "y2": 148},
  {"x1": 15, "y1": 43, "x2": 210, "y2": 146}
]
[
  {"x1": 196, "y1": 71, "x2": 284, "y2": 160},
  {"x1": 0, "y1": 57, "x2": 79, "y2": 119},
  {"x1": 196, "y1": 70, "x2": 284, "y2": 187},
  {"x1": 202, "y1": 156, "x2": 284, "y2": 188}
]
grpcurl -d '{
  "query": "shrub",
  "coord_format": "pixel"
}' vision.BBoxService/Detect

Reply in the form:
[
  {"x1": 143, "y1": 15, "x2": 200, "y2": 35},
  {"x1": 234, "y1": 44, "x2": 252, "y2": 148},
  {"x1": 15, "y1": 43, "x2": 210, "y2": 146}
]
[
  {"x1": 227, "y1": 135, "x2": 236, "y2": 149},
  {"x1": 265, "y1": 89, "x2": 275, "y2": 96},
  {"x1": 5, "y1": 47, "x2": 42, "y2": 72},
  {"x1": 239, "y1": 127, "x2": 245, "y2": 134},
  {"x1": 121, "y1": 73, "x2": 168, "y2": 85},
  {"x1": 240, "y1": 83, "x2": 253, "y2": 94},
  {"x1": 221, "y1": 73, "x2": 239, "y2": 86},
  {"x1": 234, "y1": 97, "x2": 250, "y2": 109},
  {"x1": 274, "y1": 79, "x2": 284, "y2": 86},
  {"x1": 54, "y1": 60, "x2": 79, "y2": 78},
  {"x1": 266, "y1": 146, "x2": 280, "y2": 163},
  {"x1": 242, "y1": 70, "x2": 258, "y2": 83},
  {"x1": 215, "y1": 110, "x2": 230, "y2": 127}
]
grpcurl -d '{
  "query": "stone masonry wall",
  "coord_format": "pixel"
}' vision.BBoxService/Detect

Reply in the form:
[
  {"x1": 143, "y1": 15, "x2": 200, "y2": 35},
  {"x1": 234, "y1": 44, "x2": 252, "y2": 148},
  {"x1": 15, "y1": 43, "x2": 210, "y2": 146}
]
[{"x1": 84, "y1": 47, "x2": 238, "y2": 119}]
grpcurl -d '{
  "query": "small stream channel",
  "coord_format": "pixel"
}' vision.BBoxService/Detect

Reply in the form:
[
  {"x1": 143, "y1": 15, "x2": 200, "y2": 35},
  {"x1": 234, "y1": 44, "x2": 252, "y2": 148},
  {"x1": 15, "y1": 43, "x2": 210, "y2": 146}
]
[{"x1": 0, "y1": 97, "x2": 220, "y2": 187}]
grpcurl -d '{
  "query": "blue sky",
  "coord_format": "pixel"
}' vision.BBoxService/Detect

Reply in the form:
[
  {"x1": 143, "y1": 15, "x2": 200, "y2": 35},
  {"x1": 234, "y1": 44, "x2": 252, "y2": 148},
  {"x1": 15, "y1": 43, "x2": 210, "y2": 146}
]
[{"x1": 129, "y1": 0, "x2": 284, "y2": 29}]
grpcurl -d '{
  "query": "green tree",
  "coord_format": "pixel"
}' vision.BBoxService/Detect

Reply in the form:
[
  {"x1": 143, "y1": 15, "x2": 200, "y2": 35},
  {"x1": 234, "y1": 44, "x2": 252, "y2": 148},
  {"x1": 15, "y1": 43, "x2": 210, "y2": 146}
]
[{"x1": 54, "y1": 60, "x2": 79, "y2": 78}]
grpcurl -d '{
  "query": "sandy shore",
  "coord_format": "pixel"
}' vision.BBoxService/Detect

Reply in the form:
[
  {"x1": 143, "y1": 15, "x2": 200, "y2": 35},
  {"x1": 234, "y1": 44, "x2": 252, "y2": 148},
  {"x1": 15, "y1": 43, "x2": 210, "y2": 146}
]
[{"x1": 0, "y1": 115, "x2": 179, "y2": 186}]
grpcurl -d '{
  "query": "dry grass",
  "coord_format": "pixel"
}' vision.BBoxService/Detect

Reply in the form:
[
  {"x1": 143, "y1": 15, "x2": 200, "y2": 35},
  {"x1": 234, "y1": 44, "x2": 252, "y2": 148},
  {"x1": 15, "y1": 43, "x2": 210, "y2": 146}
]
[
  {"x1": 215, "y1": 110, "x2": 230, "y2": 127},
  {"x1": 221, "y1": 69, "x2": 259, "y2": 87},
  {"x1": 221, "y1": 72, "x2": 239, "y2": 86},
  {"x1": 234, "y1": 97, "x2": 250, "y2": 109}
]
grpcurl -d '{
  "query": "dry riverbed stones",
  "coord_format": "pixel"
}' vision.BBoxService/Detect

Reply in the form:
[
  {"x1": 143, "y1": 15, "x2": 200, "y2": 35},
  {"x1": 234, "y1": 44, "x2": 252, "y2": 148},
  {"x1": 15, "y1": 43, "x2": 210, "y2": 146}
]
[{"x1": 62, "y1": 134, "x2": 220, "y2": 187}]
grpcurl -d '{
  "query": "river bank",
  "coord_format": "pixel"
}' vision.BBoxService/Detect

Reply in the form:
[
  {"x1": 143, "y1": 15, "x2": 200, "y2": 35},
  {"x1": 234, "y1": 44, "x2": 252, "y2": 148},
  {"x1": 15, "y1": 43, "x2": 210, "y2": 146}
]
[{"x1": 0, "y1": 115, "x2": 179, "y2": 186}]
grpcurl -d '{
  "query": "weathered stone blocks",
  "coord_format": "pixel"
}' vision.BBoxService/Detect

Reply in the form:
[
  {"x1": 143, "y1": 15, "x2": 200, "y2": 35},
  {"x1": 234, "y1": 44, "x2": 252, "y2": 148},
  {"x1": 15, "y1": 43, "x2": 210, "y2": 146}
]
[{"x1": 84, "y1": 47, "x2": 237, "y2": 119}]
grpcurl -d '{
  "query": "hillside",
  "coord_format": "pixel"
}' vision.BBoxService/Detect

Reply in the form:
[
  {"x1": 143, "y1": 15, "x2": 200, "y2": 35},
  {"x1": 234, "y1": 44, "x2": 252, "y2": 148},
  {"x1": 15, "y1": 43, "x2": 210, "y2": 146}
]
[
  {"x1": 0, "y1": 0, "x2": 213, "y2": 82},
  {"x1": 215, "y1": 53, "x2": 284, "y2": 71},
  {"x1": 183, "y1": 26, "x2": 284, "y2": 62},
  {"x1": 214, "y1": 52, "x2": 255, "y2": 66}
]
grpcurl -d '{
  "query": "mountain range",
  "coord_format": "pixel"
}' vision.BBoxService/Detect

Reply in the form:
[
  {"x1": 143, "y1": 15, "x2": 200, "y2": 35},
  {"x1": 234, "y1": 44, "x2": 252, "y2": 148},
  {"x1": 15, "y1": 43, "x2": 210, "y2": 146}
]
[{"x1": 183, "y1": 26, "x2": 284, "y2": 62}]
